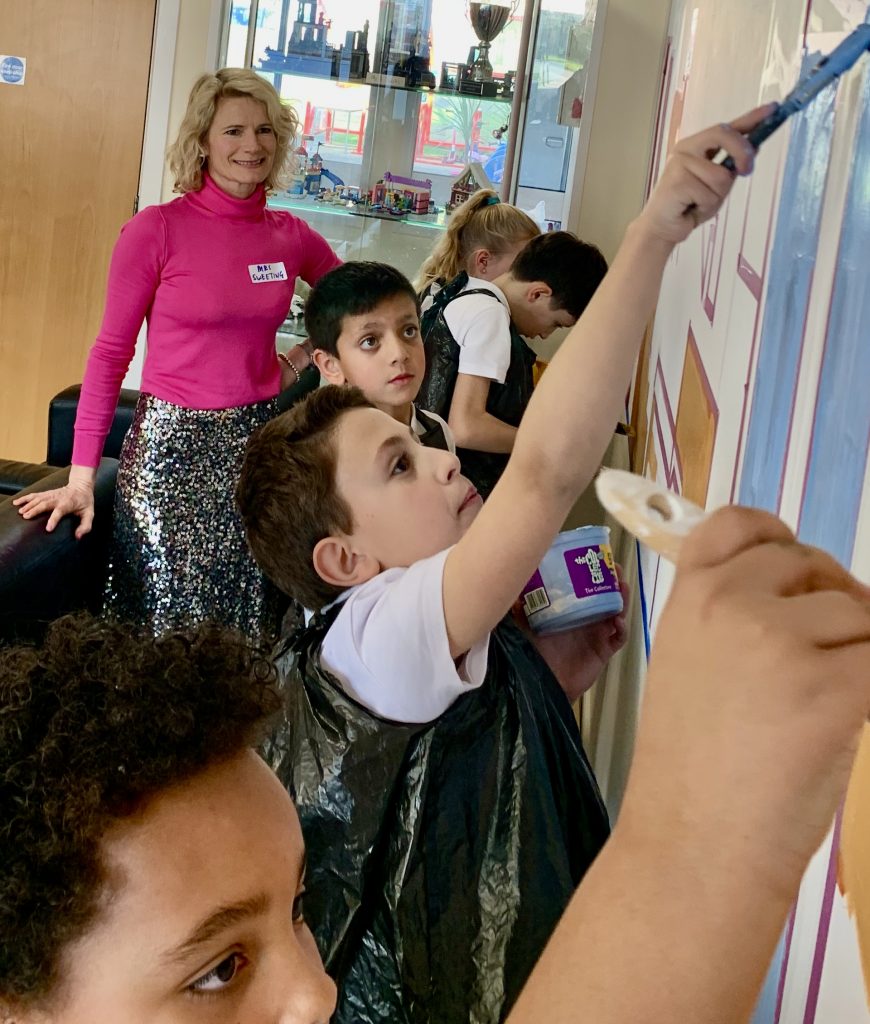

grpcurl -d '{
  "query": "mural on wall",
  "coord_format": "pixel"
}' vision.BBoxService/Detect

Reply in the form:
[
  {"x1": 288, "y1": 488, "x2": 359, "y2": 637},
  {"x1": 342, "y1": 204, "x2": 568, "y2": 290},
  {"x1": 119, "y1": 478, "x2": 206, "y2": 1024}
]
[{"x1": 634, "y1": 0, "x2": 870, "y2": 1021}]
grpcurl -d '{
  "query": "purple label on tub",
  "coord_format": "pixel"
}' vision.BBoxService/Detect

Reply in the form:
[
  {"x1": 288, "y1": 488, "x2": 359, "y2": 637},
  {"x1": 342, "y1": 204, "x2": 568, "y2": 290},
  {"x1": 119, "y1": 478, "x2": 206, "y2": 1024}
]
[
  {"x1": 520, "y1": 568, "x2": 551, "y2": 617},
  {"x1": 563, "y1": 545, "x2": 618, "y2": 598}
]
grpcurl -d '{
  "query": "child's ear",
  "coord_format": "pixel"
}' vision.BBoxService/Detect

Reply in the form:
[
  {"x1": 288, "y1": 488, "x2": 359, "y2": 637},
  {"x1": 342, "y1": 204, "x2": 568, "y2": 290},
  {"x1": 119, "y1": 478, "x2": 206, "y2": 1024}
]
[
  {"x1": 312, "y1": 535, "x2": 380, "y2": 590},
  {"x1": 526, "y1": 281, "x2": 553, "y2": 305},
  {"x1": 469, "y1": 247, "x2": 491, "y2": 276},
  {"x1": 312, "y1": 348, "x2": 347, "y2": 386}
]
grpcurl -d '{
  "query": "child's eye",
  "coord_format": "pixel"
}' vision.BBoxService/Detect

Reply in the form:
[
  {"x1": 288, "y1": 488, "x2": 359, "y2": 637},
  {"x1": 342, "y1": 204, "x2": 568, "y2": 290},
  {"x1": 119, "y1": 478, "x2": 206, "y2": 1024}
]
[
  {"x1": 403, "y1": 324, "x2": 420, "y2": 339},
  {"x1": 359, "y1": 336, "x2": 378, "y2": 350},
  {"x1": 391, "y1": 454, "x2": 410, "y2": 476},
  {"x1": 188, "y1": 951, "x2": 248, "y2": 995}
]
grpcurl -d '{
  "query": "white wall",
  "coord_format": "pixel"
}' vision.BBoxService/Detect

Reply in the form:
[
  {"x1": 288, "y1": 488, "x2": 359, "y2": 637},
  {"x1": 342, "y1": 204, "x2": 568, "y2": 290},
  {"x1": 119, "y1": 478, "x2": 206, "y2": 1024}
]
[
  {"x1": 572, "y1": 0, "x2": 672, "y2": 260},
  {"x1": 637, "y1": 1, "x2": 870, "y2": 1020}
]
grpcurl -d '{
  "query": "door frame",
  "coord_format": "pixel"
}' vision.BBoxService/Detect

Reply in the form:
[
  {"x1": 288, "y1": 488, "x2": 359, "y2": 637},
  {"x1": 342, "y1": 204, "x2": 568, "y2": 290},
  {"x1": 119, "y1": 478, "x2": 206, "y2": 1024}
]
[{"x1": 125, "y1": 0, "x2": 225, "y2": 388}]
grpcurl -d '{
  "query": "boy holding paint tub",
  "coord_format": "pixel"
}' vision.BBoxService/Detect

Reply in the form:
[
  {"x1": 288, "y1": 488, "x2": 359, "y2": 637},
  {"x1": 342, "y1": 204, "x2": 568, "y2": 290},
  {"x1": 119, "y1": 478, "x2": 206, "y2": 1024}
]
[{"x1": 237, "y1": 108, "x2": 764, "y2": 1022}]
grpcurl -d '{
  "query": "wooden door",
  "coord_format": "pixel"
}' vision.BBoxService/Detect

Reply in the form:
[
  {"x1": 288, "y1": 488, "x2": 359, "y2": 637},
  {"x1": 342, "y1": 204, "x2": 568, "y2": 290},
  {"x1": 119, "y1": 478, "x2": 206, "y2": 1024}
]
[{"x1": 0, "y1": 0, "x2": 157, "y2": 461}]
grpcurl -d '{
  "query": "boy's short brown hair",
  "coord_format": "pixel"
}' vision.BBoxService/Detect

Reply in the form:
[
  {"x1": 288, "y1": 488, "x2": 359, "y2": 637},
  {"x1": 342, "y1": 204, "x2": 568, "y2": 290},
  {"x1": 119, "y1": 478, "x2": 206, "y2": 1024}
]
[
  {"x1": 511, "y1": 231, "x2": 607, "y2": 319},
  {"x1": 237, "y1": 386, "x2": 373, "y2": 610},
  {"x1": 305, "y1": 261, "x2": 420, "y2": 357}
]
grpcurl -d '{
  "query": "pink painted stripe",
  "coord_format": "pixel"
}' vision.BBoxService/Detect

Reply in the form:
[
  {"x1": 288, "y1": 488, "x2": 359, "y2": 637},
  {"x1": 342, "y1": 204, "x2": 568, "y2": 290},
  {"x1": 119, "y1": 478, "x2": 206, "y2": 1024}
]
[
  {"x1": 703, "y1": 203, "x2": 731, "y2": 325},
  {"x1": 737, "y1": 254, "x2": 763, "y2": 299},
  {"x1": 652, "y1": 404, "x2": 679, "y2": 492},
  {"x1": 646, "y1": 42, "x2": 673, "y2": 199},
  {"x1": 655, "y1": 359, "x2": 678, "y2": 439},
  {"x1": 802, "y1": 811, "x2": 843, "y2": 1024},
  {"x1": 801, "y1": 3, "x2": 812, "y2": 48},
  {"x1": 649, "y1": 551, "x2": 662, "y2": 624}
]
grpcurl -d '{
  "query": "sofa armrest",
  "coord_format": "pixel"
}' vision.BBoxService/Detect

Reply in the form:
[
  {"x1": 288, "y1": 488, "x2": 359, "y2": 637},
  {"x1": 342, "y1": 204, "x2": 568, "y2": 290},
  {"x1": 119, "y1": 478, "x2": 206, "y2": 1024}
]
[
  {"x1": 0, "y1": 460, "x2": 58, "y2": 497},
  {"x1": 47, "y1": 385, "x2": 139, "y2": 467},
  {"x1": 0, "y1": 459, "x2": 118, "y2": 644}
]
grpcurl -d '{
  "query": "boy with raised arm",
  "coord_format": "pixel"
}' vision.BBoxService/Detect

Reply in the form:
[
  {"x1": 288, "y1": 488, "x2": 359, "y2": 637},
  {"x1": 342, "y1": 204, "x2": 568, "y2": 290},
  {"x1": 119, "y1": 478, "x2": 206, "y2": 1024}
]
[{"x1": 237, "y1": 109, "x2": 769, "y2": 1022}]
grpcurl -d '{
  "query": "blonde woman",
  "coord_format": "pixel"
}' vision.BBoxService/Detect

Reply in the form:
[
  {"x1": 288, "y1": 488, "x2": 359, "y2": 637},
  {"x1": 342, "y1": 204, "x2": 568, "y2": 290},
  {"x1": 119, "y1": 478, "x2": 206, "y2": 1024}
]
[
  {"x1": 414, "y1": 189, "x2": 539, "y2": 309},
  {"x1": 14, "y1": 68, "x2": 340, "y2": 638}
]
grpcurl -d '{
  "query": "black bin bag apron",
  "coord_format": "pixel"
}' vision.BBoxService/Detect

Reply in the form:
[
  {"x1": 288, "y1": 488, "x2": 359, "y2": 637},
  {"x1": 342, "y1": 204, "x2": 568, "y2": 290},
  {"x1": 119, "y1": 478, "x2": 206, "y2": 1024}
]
[{"x1": 264, "y1": 608, "x2": 610, "y2": 1024}]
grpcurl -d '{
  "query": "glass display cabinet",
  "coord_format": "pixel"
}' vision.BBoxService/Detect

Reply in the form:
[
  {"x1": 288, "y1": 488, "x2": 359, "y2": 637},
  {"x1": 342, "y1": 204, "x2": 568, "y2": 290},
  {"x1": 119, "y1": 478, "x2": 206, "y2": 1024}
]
[{"x1": 219, "y1": 0, "x2": 604, "y2": 335}]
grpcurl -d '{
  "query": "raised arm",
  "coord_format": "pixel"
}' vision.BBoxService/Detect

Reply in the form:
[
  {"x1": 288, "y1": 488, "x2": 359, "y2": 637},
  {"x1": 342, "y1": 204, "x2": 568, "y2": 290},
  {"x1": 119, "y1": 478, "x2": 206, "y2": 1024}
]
[{"x1": 442, "y1": 107, "x2": 770, "y2": 657}]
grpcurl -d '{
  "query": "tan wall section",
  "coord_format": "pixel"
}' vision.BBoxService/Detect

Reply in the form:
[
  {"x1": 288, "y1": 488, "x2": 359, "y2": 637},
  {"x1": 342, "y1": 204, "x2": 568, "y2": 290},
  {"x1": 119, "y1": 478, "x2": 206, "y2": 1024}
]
[
  {"x1": 0, "y1": 0, "x2": 156, "y2": 462},
  {"x1": 574, "y1": 0, "x2": 672, "y2": 262}
]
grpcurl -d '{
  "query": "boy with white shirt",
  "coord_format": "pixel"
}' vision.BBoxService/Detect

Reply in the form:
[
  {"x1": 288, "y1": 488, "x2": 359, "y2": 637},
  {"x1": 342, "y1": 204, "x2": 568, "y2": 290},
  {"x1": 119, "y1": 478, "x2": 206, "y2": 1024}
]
[
  {"x1": 307, "y1": 261, "x2": 456, "y2": 454},
  {"x1": 417, "y1": 231, "x2": 608, "y2": 497},
  {"x1": 237, "y1": 112, "x2": 760, "y2": 1023}
]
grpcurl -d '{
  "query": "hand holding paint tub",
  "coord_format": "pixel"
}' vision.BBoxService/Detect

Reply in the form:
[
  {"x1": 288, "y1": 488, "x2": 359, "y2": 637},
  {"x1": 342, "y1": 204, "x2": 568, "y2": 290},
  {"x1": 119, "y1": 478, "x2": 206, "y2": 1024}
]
[{"x1": 521, "y1": 526, "x2": 623, "y2": 635}]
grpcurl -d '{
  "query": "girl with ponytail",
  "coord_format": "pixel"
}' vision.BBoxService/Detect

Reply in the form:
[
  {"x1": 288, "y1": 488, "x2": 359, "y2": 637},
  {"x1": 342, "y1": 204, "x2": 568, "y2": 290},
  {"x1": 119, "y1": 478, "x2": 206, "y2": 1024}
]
[{"x1": 415, "y1": 190, "x2": 539, "y2": 308}]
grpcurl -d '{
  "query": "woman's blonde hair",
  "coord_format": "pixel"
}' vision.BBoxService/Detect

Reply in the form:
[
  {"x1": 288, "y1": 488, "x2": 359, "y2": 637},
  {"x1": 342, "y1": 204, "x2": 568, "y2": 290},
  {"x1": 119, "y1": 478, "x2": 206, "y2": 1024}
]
[
  {"x1": 167, "y1": 68, "x2": 299, "y2": 194},
  {"x1": 414, "y1": 190, "x2": 539, "y2": 292}
]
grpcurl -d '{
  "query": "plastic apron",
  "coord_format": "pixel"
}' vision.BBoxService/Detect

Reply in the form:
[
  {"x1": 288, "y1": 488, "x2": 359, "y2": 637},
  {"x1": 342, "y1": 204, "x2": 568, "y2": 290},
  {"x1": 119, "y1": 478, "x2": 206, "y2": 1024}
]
[{"x1": 264, "y1": 608, "x2": 610, "y2": 1023}]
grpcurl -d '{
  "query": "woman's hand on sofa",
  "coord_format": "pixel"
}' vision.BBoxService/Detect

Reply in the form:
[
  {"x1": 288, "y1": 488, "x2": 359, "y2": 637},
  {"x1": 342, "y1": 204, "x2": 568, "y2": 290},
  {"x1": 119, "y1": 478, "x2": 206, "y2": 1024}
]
[{"x1": 12, "y1": 465, "x2": 97, "y2": 538}]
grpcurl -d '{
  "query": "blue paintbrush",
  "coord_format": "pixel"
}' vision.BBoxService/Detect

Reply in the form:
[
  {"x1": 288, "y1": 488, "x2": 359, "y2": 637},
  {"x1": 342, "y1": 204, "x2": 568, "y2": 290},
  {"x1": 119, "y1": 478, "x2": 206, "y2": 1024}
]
[{"x1": 716, "y1": 22, "x2": 870, "y2": 170}]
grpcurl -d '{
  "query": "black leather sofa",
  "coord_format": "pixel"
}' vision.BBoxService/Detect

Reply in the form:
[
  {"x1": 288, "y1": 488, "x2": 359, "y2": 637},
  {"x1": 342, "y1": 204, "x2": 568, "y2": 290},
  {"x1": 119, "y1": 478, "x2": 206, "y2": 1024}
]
[
  {"x1": 0, "y1": 385, "x2": 138, "y2": 498},
  {"x1": 0, "y1": 370, "x2": 319, "y2": 645},
  {"x1": 0, "y1": 460, "x2": 120, "y2": 643}
]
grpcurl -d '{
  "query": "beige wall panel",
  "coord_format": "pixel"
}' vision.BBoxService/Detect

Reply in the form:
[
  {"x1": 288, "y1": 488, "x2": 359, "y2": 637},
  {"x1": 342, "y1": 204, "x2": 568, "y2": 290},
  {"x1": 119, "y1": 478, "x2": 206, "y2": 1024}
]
[{"x1": 0, "y1": 0, "x2": 156, "y2": 461}]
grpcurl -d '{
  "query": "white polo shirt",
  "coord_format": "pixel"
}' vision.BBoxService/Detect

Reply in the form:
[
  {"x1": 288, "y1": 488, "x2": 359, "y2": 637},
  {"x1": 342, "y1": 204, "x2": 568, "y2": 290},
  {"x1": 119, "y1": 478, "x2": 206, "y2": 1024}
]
[
  {"x1": 321, "y1": 548, "x2": 489, "y2": 724},
  {"x1": 442, "y1": 277, "x2": 512, "y2": 384}
]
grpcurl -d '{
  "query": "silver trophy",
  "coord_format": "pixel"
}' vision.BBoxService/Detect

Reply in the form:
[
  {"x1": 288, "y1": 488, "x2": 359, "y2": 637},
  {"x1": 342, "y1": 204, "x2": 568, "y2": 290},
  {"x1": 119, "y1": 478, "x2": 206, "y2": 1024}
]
[{"x1": 468, "y1": 3, "x2": 513, "y2": 82}]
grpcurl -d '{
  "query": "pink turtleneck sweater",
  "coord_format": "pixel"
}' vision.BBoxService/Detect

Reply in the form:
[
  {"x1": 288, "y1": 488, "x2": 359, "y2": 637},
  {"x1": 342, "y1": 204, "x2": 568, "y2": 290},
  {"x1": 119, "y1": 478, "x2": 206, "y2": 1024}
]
[{"x1": 72, "y1": 174, "x2": 340, "y2": 467}]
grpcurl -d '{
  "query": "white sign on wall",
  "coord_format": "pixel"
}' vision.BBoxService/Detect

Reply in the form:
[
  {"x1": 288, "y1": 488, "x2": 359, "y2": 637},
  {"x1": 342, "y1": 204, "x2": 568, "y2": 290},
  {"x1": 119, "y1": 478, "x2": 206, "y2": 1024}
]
[{"x1": 0, "y1": 55, "x2": 26, "y2": 85}]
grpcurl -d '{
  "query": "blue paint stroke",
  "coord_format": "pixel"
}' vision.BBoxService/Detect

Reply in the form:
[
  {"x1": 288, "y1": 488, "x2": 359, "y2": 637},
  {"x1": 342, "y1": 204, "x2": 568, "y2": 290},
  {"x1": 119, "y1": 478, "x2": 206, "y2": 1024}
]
[
  {"x1": 749, "y1": 61, "x2": 870, "y2": 1024},
  {"x1": 635, "y1": 540, "x2": 651, "y2": 660},
  {"x1": 743, "y1": 53, "x2": 838, "y2": 1024},
  {"x1": 798, "y1": 64, "x2": 870, "y2": 564},
  {"x1": 739, "y1": 55, "x2": 837, "y2": 513},
  {"x1": 750, "y1": 929, "x2": 788, "y2": 1024}
]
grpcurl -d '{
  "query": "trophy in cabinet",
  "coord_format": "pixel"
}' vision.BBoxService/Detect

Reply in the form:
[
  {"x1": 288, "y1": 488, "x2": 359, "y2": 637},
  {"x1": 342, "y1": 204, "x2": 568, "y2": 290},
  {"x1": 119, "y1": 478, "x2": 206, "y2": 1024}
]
[{"x1": 467, "y1": 2, "x2": 513, "y2": 83}]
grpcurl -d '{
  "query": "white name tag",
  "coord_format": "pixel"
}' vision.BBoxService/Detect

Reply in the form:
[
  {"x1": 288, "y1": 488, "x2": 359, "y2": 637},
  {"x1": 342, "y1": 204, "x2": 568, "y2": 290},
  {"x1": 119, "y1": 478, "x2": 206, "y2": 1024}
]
[{"x1": 248, "y1": 262, "x2": 287, "y2": 283}]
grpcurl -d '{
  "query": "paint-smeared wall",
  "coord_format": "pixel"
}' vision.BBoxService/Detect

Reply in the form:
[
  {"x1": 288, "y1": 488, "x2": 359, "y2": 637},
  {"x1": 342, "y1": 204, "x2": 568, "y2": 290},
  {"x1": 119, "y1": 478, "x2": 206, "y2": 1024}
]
[{"x1": 634, "y1": 1, "x2": 870, "y2": 1021}]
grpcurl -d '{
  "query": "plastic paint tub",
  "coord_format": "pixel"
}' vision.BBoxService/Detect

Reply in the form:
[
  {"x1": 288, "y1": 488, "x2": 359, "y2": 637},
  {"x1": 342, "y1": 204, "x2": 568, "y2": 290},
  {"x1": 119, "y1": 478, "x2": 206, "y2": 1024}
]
[{"x1": 520, "y1": 526, "x2": 623, "y2": 635}]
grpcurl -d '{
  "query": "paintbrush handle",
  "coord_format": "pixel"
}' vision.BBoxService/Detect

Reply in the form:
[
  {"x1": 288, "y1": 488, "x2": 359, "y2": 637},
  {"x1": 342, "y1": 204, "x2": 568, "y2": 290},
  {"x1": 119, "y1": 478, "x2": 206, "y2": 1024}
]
[
  {"x1": 715, "y1": 105, "x2": 790, "y2": 171},
  {"x1": 594, "y1": 469, "x2": 707, "y2": 562}
]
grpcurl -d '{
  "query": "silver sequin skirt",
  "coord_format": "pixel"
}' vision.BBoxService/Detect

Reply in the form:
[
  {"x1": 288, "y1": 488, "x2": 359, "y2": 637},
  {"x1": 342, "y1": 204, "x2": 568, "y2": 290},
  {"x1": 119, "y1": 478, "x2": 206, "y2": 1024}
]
[{"x1": 103, "y1": 393, "x2": 281, "y2": 640}]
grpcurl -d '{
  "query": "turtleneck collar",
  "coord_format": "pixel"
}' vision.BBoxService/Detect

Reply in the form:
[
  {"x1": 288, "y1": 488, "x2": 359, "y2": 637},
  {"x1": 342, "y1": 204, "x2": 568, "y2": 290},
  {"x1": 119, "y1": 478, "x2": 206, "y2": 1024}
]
[{"x1": 189, "y1": 172, "x2": 267, "y2": 221}]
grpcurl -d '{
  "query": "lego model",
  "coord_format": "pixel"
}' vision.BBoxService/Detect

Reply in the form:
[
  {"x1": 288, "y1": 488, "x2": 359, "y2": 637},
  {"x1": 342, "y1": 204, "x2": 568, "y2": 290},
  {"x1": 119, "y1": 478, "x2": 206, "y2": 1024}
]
[
  {"x1": 446, "y1": 161, "x2": 494, "y2": 211},
  {"x1": 369, "y1": 0, "x2": 434, "y2": 88},
  {"x1": 347, "y1": 171, "x2": 435, "y2": 220},
  {"x1": 372, "y1": 172, "x2": 433, "y2": 214},
  {"x1": 259, "y1": 3, "x2": 369, "y2": 81},
  {"x1": 336, "y1": 23, "x2": 370, "y2": 81}
]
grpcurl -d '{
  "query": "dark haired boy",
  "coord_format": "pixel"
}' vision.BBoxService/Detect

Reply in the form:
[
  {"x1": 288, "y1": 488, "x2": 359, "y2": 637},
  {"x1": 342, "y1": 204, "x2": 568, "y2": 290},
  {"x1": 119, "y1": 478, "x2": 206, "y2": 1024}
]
[
  {"x1": 238, "y1": 118, "x2": 758, "y2": 1023},
  {"x1": 307, "y1": 261, "x2": 455, "y2": 453},
  {"x1": 418, "y1": 230, "x2": 609, "y2": 496}
]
